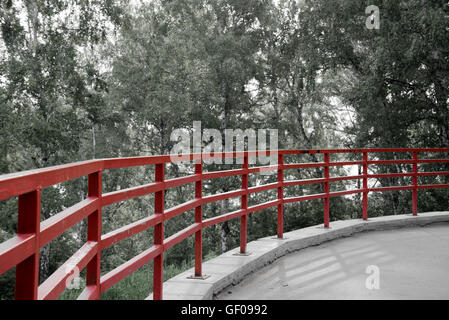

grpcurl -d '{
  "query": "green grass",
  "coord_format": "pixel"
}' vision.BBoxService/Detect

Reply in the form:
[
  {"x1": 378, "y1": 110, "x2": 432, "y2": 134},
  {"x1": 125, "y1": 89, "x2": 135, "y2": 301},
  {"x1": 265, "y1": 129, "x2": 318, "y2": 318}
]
[{"x1": 58, "y1": 259, "x2": 198, "y2": 300}]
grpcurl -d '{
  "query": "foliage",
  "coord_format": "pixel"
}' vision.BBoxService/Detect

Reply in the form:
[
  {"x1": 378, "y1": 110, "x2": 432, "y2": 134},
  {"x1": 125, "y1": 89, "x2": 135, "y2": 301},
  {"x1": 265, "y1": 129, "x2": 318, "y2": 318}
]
[{"x1": 0, "y1": 0, "x2": 448, "y2": 300}]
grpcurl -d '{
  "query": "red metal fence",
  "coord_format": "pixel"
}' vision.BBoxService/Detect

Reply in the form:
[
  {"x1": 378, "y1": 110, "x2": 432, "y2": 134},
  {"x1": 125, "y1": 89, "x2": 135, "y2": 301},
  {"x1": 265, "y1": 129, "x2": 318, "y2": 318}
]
[{"x1": 1, "y1": 149, "x2": 448, "y2": 300}]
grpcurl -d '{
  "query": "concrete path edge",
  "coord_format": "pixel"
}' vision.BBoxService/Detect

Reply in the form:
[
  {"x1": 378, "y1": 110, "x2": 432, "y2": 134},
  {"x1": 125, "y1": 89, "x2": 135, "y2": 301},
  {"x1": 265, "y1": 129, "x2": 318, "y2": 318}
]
[{"x1": 146, "y1": 211, "x2": 449, "y2": 300}]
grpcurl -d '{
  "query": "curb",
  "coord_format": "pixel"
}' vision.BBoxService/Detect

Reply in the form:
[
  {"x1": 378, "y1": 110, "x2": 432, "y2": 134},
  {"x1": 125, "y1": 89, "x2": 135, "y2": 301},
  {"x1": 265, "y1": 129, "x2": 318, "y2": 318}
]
[{"x1": 146, "y1": 211, "x2": 449, "y2": 300}]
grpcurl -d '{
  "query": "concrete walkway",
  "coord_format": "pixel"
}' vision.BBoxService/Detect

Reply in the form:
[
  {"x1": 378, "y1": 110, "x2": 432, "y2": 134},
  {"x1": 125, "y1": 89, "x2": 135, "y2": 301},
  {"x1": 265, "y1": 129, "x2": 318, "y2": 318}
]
[{"x1": 216, "y1": 223, "x2": 449, "y2": 300}]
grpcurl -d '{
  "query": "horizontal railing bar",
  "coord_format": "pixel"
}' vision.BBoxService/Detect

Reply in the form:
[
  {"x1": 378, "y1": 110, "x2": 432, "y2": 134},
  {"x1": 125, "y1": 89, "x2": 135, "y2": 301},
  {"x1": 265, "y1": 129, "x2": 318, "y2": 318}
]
[
  {"x1": 417, "y1": 159, "x2": 449, "y2": 163},
  {"x1": 283, "y1": 163, "x2": 326, "y2": 170},
  {"x1": 284, "y1": 193, "x2": 326, "y2": 203},
  {"x1": 281, "y1": 148, "x2": 449, "y2": 154},
  {"x1": 165, "y1": 199, "x2": 201, "y2": 220},
  {"x1": 101, "y1": 214, "x2": 163, "y2": 250},
  {"x1": 1, "y1": 149, "x2": 448, "y2": 192},
  {"x1": 283, "y1": 190, "x2": 364, "y2": 204},
  {"x1": 102, "y1": 151, "x2": 280, "y2": 169},
  {"x1": 417, "y1": 171, "x2": 449, "y2": 176},
  {"x1": 1, "y1": 150, "x2": 448, "y2": 201},
  {"x1": 77, "y1": 285, "x2": 98, "y2": 300},
  {"x1": 369, "y1": 185, "x2": 414, "y2": 192},
  {"x1": 247, "y1": 182, "x2": 281, "y2": 194},
  {"x1": 329, "y1": 189, "x2": 364, "y2": 198},
  {"x1": 284, "y1": 176, "x2": 364, "y2": 186},
  {"x1": 0, "y1": 160, "x2": 103, "y2": 202},
  {"x1": 100, "y1": 244, "x2": 163, "y2": 293},
  {"x1": 102, "y1": 182, "x2": 163, "y2": 207},
  {"x1": 367, "y1": 160, "x2": 414, "y2": 165},
  {"x1": 328, "y1": 175, "x2": 364, "y2": 182},
  {"x1": 102, "y1": 175, "x2": 202, "y2": 207},
  {"x1": 38, "y1": 241, "x2": 97, "y2": 300},
  {"x1": 163, "y1": 223, "x2": 201, "y2": 250},
  {"x1": 417, "y1": 184, "x2": 449, "y2": 189},
  {"x1": 40, "y1": 197, "x2": 99, "y2": 247},
  {"x1": 202, "y1": 189, "x2": 246, "y2": 205},
  {"x1": 103, "y1": 156, "x2": 173, "y2": 169},
  {"x1": 368, "y1": 173, "x2": 413, "y2": 179},
  {"x1": 202, "y1": 209, "x2": 246, "y2": 228},
  {"x1": 165, "y1": 174, "x2": 202, "y2": 189},
  {"x1": 202, "y1": 169, "x2": 246, "y2": 180},
  {"x1": 0, "y1": 152, "x2": 279, "y2": 202},
  {"x1": 284, "y1": 178, "x2": 327, "y2": 186},
  {"x1": 0, "y1": 234, "x2": 36, "y2": 275},
  {"x1": 247, "y1": 199, "x2": 281, "y2": 214},
  {"x1": 329, "y1": 161, "x2": 364, "y2": 166},
  {"x1": 247, "y1": 165, "x2": 279, "y2": 174}
]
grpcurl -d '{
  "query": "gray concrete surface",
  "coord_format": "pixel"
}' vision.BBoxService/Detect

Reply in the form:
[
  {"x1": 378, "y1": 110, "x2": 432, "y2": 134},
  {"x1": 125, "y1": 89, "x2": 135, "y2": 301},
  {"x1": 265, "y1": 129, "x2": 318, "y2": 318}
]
[
  {"x1": 217, "y1": 222, "x2": 449, "y2": 300},
  {"x1": 147, "y1": 212, "x2": 449, "y2": 300}
]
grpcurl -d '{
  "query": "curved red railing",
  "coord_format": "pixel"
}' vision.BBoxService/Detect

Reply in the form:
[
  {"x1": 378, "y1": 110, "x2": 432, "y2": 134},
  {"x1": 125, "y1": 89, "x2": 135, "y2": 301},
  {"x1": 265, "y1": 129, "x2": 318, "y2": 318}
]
[{"x1": 1, "y1": 149, "x2": 449, "y2": 300}]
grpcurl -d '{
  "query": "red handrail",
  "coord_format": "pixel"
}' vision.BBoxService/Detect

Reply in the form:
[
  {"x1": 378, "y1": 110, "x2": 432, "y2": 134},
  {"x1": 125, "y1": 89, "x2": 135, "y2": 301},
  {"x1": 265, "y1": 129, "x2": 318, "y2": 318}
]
[{"x1": 1, "y1": 149, "x2": 449, "y2": 300}]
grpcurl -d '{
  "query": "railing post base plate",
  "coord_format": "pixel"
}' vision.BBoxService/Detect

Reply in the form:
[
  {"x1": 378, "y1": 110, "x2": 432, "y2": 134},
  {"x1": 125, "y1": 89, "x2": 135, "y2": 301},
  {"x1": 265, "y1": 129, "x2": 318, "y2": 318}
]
[
  {"x1": 271, "y1": 237, "x2": 289, "y2": 240},
  {"x1": 187, "y1": 274, "x2": 211, "y2": 280},
  {"x1": 233, "y1": 252, "x2": 252, "y2": 256}
]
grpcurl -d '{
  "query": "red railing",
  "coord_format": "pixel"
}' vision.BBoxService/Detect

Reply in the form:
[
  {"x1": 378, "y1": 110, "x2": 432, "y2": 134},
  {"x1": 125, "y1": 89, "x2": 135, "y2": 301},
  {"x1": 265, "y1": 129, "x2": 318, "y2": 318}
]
[{"x1": 1, "y1": 148, "x2": 449, "y2": 300}]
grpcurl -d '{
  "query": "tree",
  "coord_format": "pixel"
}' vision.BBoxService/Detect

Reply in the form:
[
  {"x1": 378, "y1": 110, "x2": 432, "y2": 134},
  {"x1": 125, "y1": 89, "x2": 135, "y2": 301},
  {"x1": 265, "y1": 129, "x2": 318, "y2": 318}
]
[{"x1": 0, "y1": 0, "x2": 127, "y2": 283}]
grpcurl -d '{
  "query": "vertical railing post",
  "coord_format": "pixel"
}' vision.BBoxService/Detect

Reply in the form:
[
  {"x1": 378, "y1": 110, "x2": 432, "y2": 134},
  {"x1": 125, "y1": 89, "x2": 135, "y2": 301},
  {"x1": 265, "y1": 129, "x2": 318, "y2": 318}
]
[
  {"x1": 153, "y1": 163, "x2": 165, "y2": 300},
  {"x1": 412, "y1": 151, "x2": 418, "y2": 216},
  {"x1": 323, "y1": 153, "x2": 330, "y2": 228},
  {"x1": 15, "y1": 189, "x2": 41, "y2": 300},
  {"x1": 362, "y1": 152, "x2": 368, "y2": 220},
  {"x1": 240, "y1": 155, "x2": 249, "y2": 254},
  {"x1": 194, "y1": 160, "x2": 203, "y2": 277},
  {"x1": 277, "y1": 153, "x2": 284, "y2": 238},
  {"x1": 86, "y1": 171, "x2": 102, "y2": 299}
]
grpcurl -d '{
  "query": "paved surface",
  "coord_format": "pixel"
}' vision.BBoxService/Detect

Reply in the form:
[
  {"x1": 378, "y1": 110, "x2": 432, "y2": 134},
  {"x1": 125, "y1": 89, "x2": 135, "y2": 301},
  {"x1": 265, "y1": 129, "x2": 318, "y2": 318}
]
[
  {"x1": 147, "y1": 212, "x2": 449, "y2": 300},
  {"x1": 216, "y1": 223, "x2": 449, "y2": 300}
]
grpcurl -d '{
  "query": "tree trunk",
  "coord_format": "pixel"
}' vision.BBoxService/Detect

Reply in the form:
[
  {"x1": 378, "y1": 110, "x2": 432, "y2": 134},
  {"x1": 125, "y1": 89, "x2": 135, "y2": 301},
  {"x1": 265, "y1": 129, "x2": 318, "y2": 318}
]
[
  {"x1": 39, "y1": 185, "x2": 51, "y2": 283},
  {"x1": 39, "y1": 243, "x2": 51, "y2": 283},
  {"x1": 220, "y1": 198, "x2": 230, "y2": 253},
  {"x1": 356, "y1": 164, "x2": 362, "y2": 219},
  {"x1": 295, "y1": 98, "x2": 324, "y2": 192},
  {"x1": 219, "y1": 76, "x2": 232, "y2": 254}
]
